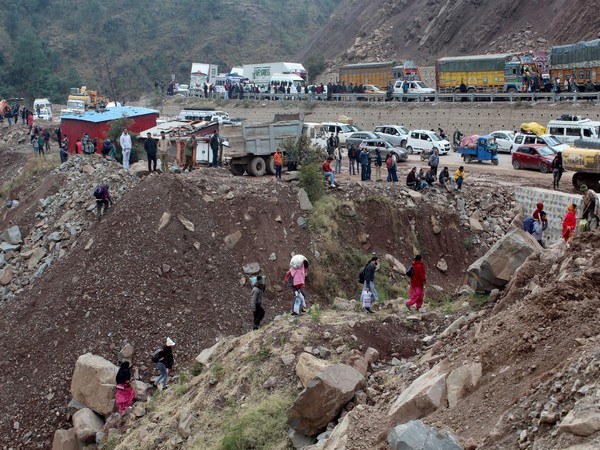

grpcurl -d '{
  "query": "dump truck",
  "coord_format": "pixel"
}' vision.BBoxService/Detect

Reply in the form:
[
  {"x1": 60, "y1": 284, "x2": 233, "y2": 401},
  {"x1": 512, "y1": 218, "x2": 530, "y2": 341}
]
[
  {"x1": 562, "y1": 138, "x2": 600, "y2": 191},
  {"x1": 549, "y1": 39, "x2": 600, "y2": 91},
  {"x1": 67, "y1": 86, "x2": 110, "y2": 110},
  {"x1": 229, "y1": 120, "x2": 304, "y2": 176},
  {"x1": 436, "y1": 53, "x2": 542, "y2": 93}
]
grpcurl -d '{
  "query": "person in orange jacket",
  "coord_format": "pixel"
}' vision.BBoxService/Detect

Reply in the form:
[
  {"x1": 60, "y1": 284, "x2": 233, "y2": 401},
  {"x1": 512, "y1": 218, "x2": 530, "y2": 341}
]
[{"x1": 274, "y1": 148, "x2": 283, "y2": 179}]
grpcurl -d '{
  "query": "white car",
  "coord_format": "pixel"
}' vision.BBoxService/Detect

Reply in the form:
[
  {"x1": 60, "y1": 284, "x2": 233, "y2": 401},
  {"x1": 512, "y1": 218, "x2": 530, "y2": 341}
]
[
  {"x1": 373, "y1": 125, "x2": 409, "y2": 148},
  {"x1": 393, "y1": 80, "x2": 436, "y2": 99},
  {"x1": 319, "y1": 122, "x2": 360, "y2": 145},
  {"x1": 490, "y1": 130, "x2": 515, "y2": 153},
  {"x1": 37, "y1": 107, "x2": 52, "y2": 121},
  {"x1": 406, "y1": 130, "x2": 451, "y2": 155},
  {"x1": 510, "y1": 133, "x2": 569, "y2": 154}
]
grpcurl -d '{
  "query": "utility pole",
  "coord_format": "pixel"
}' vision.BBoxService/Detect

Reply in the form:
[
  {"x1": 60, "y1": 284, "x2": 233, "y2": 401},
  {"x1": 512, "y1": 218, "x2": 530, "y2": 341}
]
[{"x1": 104, "y1": 55, "x2": 118, "y2": 105}]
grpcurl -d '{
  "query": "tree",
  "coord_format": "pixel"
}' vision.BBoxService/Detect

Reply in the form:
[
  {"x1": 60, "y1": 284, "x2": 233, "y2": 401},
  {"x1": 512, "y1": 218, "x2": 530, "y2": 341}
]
[{"x1": 304, "y1": 55, "x2": 326, "y2": 83}]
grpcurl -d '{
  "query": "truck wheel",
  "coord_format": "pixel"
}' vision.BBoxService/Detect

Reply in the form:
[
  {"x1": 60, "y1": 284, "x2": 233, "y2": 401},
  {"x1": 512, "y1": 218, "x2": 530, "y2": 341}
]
[
  {"x1": 464, "y1": 155, "x2": 472, "y2": 164},
  {"x1": 507, "y1": 87, "x2": 518, "y2": 94},
  {"x1": 248, "y1": 156, "x2": 267, "y2": 177},
  {"x1": 406, "y1": 146, "x2": 413, "y2": 155},
  {"x1": 230, "y1": 164, "x2": 246, "y2": 176},
  {"x1": 266, "y1": 156, "x2": 276, "y2": 175},
  {"x1": 492, "y1": 159, "x2": 499, "y2": 166}
]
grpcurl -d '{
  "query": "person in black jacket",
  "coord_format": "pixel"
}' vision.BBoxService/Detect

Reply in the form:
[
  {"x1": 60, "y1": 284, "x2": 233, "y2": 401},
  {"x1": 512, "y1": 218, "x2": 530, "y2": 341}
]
[
  {"x1": 552, "y1": 151, "x2": 564, "y2": 190},
  {"x1": 115, "y1": 361, "x2": 135, "y2": 414},
  {"x1": 210, "y1": 130, "x2": 220, "y2": 167},
  {"x1": 362, "y1": 256, "x2": 379, "y2": 302},
  {"x1": 144, "y1": 132, "x2": 158, "y2": 172},
  {"x1": 153, "y1": 338, "x2": 175, "y2": 389}
]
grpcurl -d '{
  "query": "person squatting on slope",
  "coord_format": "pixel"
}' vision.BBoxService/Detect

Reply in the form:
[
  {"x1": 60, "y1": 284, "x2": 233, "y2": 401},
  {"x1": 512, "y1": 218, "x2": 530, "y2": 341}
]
[{"x1": 94, "y1": 184, "x2": 113, "y2": 222}]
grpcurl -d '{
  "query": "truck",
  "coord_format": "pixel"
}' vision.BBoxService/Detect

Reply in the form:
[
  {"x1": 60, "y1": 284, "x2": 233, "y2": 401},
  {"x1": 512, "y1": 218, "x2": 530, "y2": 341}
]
[
  {"x1": 436, "y1": 53, "x2": 542, "y2": 93},
  {"x1": 339, "y1": 60, "x2": 422, "y2": 90},
  {"x1": 562, "y1": 138, "x2": 600, "y2": 191},
  {"x1": 229, "y1": 120, "x2": 304, "y2": 176},
  {"x1": 67, "y1": 86, "x2": 109, "y2": 110},
  {"x1": 549, "y1": 39, "x2": 600, "y2": 91},
  {"x1": 189, "y1": 63, "x2": 218, "y2": 91},
  {"x1": 242, "y1": 62, "x2": 307, "y2": 88}
]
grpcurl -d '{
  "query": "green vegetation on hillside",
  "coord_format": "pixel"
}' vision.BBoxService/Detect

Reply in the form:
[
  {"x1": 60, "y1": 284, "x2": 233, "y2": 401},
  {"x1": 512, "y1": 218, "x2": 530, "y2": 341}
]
[{"x1": 0, "y1": 0, "x2": 341, "y2": 103}]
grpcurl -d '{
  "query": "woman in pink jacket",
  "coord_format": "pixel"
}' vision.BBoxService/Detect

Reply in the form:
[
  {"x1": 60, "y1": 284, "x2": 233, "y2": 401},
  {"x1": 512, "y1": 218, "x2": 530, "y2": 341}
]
[{"x1": 285, "y1": 255, "x2": 309, "y2": 313}]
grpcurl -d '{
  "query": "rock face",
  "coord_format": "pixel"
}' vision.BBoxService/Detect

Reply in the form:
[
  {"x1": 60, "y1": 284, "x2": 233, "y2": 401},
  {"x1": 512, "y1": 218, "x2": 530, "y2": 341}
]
[
  {"x1": 321, "y1": 411, "x2": 352, "y2": 449},
  {"x1": 287, "y1": 364, "x2": 365, "y2": 436},
  {"x1": 70, "y1": 354, "x2": 118, "y2": 416},
  {"x1": 1, "y1": 226, "x2": 22, "y2": 245},
  {"x1": 446, "y1": 362, "x2": 483, "y2": 408},
  {"x1": 468, "y1": 228, "x2": 540, "y2": 292},
  {"x1": 388, "y1": 364, "x2": 448, "y2": 423},
  {"x1": 72, "y1": 408, "x2": 104, "y2": 444},
  {"x1": 51, "y1": 428, "x2": 81, "y2": 450},
  {"x1": 195, "y1": 341, "x2": 222, "y2": 367},
  {"x1": 558, "y1": 398, "x2": 600, "y2": 437},
  {"x1": 297, "y1": 188, "x2": 313, "y2": 211},
  {"x1": 384, "y1": 254, "x2": 407, "y2": 273},
  {"x1": 387, "y1": 420, "x2": 464, "y2": 450},
  {"x1": 296, "y1": 352, "x2": 332, "y2": 387}
]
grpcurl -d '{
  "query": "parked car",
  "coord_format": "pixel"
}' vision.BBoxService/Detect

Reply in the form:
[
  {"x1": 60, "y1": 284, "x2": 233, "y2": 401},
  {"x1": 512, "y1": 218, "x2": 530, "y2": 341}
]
[
  {"x1": 510, "y1": 133, "x2": 569, "y2": 154},
  {"x1": 358, "y1": 139, "x2": 408, "y2": 162},
  {"x1": 511, "y1": 144, "x2": 555, "y2": 173},
  {"x1": 362, "y1": 85, "x2": 384, "y2": 94},
  {"x1": 37, "y1": 107, "x2": 52, "y2": 121},
  {"x1": 345, "y1": 131, "x2": 381, "y2": 149},
  {"x1": 319, "y1": 122, "x2": 360, "y2": 145},
  {"x1": 489, "y1": 130, "x2": 515, "y2": 153},
  {"x1": 373, "y1": 125, "x2": 409, "y2": 148},
  {"x1": 406, "y1": 130, "x2": 451, "y2": 155}
]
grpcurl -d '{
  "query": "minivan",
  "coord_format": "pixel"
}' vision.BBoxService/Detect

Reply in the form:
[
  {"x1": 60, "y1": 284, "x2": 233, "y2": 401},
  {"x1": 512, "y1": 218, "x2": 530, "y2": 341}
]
[{"x1": 547, "y1": 116, "x2": 600, "y2": 144}]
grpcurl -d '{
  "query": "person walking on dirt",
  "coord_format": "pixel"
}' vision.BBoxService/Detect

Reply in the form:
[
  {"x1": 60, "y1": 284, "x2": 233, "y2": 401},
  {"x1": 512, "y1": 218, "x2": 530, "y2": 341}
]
[
  {"x1": 184, "y1": 134, "x2": 196, "y2": 172},
  {"x1": 580, "y1": 185, "x2": 600, "y2": 231},
  {"x1": 209, "y1": 130, "x2": 220, "y2": 167},
  {"x1": 562, "y1": 204, "x2": 577, "y2": 242},
  {"x1": 251, "y1": 277, "x2": 265, "y2": 330},
  {"x1": 273, "y1": 148, "x2": 283, "y2": 179},
  {"x1": 285, "y1": 255, "x2": 309, "y2": 313},
  {"x1": 158, "y1": 131, "x2": 171, "y2": 172},
  {"x1": 334, "y1": 144, "x2": 343, "y2": 174},
  {"x1": 428, "y1": 148, "x2": 439, "y2": 178},
  {"x1": 552, "y1": 152, "x2": 564, "y2": 190},
  {"x1": 43, "y1": 128, "x2": 51, "y2": 152},
  {"x1": 406, "y1": 254, "x2": 426, "y2": 311},
  {"x1": 532, "y1": 210, "x2": 548, "y2": 247},
  {"x1": 362, "y1": 256, "x2": 379, "y2": 302},
  {"x1": 144, "y1": 132, "x2": 158, "y2": 173},
  {"x1": 120, "y1": 129, "x2": 132, "y2": 171},
  {"x1": 151, "y1": 338, "x2": 175, "y2": 390},
  {"x1": 115, "y1": 361, "x2": 135, "y2": 414},
  {"x1": 94, "y1": 184, "x2": 113, "y2": 221},
  {"x1": 453, "y1": 166, "x2": 466, "y2": 191}
]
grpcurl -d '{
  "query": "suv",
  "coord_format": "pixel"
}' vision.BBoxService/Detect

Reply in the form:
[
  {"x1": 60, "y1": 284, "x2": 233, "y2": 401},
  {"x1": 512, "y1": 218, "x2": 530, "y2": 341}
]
[
  {"x1": 358, "y1": 139, "x2": 407, "y2": 162},
  {"x1": 406, "y1": 130, "x2": 451, "y2": 155},
  {"x1": 511, "y1": 133, "x2": 569, "y2": 154},
  {"x1": 373, "y1": 125, "x2": 409, "y2": 148},
  {"x1": 392, "y1": 80, "x2": 436, "y2": 100}
]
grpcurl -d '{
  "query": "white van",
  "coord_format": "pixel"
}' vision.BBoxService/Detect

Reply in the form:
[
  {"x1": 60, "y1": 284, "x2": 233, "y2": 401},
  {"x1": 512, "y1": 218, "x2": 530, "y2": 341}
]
[
  {"x1": 406, "y1": 129, "x2": 451, "y2": 154},
  {"x1": 33, "y1": 98, "x2": 52, "y2": 118},
  {"x1": 547, "y1": 116, "x2": 600, "y2": 144},
  {"x1": 319, "y1": 122, "x2": 360, "y2": 145}
]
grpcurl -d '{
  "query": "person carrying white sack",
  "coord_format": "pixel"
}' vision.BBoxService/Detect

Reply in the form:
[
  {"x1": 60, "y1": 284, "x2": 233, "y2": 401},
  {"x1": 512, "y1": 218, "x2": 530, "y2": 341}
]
[{"x1": 285, "y1": 254, "x2": 309, "y2": 314}]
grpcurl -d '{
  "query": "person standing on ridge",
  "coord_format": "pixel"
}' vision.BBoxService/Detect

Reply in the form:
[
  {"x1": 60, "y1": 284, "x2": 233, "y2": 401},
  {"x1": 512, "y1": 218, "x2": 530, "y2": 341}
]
[
  {"x1": 562, "y1": 204, "x2": 577, "y2": 242},
  {"x1": 158, "y1": 131, "x2": 171, "y2": 173},
  {"x1": 183, "y1": 134, "x2": 196, "y2": 172},
  {"x1": 428, "y1": 148, "x2": 439, "y2": 178},
  {"x1": 144, "y1": 132, "x2": 158, "y2": 173},
  {"x1": 120, "y1": 128, "x2": 132, "y2": 171},
  {"x1": 273, "y1": 148, "x2": 283, "y2": 180},
  {"x1": 209, "y1": 129, "x2": 220, "y2": 167}
]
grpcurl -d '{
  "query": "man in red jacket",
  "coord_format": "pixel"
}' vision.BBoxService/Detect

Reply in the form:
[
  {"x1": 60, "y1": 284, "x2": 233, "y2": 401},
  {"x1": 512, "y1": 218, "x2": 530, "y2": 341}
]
[
  {"x1": 322, "y1": 156, "x2": 336, "y2": 188},
  {"x1": 406, "y1": 254, "x2": 426, "y2": 311}
]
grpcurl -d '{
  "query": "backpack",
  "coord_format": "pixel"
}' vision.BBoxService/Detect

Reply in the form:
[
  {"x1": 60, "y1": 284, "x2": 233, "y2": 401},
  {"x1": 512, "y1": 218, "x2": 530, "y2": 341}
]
[
  {"x1": 151, "y1": 348, "x2": 163, "y2": 363},
  {"x1": 523, "y1": 217, "x2": 535, "y2": 234},
  {"x1": 358, "y1": 265, "x2": 366, "y2": 284},
  {"x1": 93, "y1": 185, "x2": 105, "y2": 200},
  {"x1": 386, "y1": 156, "x2": 393, "y2": 170},
  {"x1": 406, "y1": 266, "x2": 414, "y2": 278}
]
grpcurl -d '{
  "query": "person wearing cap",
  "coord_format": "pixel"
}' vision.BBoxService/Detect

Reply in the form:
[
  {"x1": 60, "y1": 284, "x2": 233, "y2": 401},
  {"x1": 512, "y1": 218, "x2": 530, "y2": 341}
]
[
  {"x1": 406, "y1": 254, "x2": 426, "y2": 311},
  {"x1": 580, "y1": 184, "x2": 600, "y2": 231},
  {"x1": 153, "y1": 338, "x2": 175, "y2": 390},
  {"x1": 158, "y1": 131, "x2": 172, "y2": 173},
  {"x1": 552, "y1": 151, "x2": 564, "y2": 189},
  {"x1": 273, "y1": 148, "x2": 283, "y2": 180},
  {"x1": 251, "y1": 277, "x2": 265, "y2": 329}
]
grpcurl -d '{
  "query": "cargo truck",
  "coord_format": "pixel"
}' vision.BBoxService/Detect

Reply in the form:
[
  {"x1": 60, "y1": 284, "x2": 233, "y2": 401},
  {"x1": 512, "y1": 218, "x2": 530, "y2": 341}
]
[
  {"x1": 242, "y1": 62, "x2": 307, "y2": 88},
  {"x1": 339, "y1": 60, "x2": 422, "y2": 89},
  {"x1": 549, "y1": 39, "x2": 600, "y2": 91},
  {"x1": 436, "y1": 53, "x2": 542, "y2": 93},
  {"x1": 189, "y1": 63, "x2": 218, "y2": 91},
  {"x1": 229, "y1": 120, "x2": 304, "y2": 176}
]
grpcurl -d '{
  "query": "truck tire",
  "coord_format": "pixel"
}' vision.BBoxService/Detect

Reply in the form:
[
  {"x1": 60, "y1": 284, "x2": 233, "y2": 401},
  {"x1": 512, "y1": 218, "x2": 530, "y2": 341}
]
[
  {"x1": 464, "y1": 155, "x2": 472, "y2": 164},
  {"x1": 248, "y1": 156, "x2": 267, "y2": 177},
  {"x1": 492, "y1": 159, "x2": 499, "y2": 166},
  {"x1": 230, "y1": 164, "x2": 246, "y2": 176},
  {"x1": 266, "y1": 156, "x2": 276, "y2": 175}
]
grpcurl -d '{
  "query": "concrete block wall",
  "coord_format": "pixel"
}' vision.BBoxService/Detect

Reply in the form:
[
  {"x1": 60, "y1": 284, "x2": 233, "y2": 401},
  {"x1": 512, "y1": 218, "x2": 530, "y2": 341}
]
[{"x1": 514, "y1": 187, "x2": 584, "y2": 245}]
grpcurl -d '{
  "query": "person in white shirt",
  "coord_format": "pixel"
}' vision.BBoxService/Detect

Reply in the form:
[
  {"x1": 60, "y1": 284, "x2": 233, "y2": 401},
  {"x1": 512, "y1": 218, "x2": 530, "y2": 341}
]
[{"x1": 119, "y1": 129, "x2": 132, "y2": 171}]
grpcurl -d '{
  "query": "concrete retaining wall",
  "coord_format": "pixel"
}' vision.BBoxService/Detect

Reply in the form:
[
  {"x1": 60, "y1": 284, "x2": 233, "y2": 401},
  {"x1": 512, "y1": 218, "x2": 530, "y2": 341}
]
[{"x1": 514, "y1": 187, "x2": 588, "y2": 245}]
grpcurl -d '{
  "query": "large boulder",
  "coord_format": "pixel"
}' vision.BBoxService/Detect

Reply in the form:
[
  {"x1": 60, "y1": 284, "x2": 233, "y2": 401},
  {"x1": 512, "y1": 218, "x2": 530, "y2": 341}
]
[
  {"x1": 320, "y1": 410, "x2": 352, "y2": 449},
  {"x1": 387, "y1": 420, "x2": 463, "y2": 450},
  {"x1": 51, "y1": 428, "x2": 81, "y2": 450},
  {"x1": 70, "y1": 353, "x2": 118, "y2": 416},
  {"x1": 195, "y1": 340, "x2": 222, "y2": 367},
  {"x1": 295, "y1": 352, "x2": 331, "y2": 387},
  {"x1": 388, "y1": 364, "x2": 448, "y2": 423},
  {"x1": 287, "y1": 364, "x2": 365, "y2": 436},
  {"x1": 297, "y1": 188, "x2": 313, "y2": 211},
  {"x1": 1, "y1": 225, "x2": 22, "y2": 245},
  {"x1": 446, "y1": 363, "x2": 483, "y2": 408},
  {"x1": 72, "y1": 408, "x2": 104, "y2": 444},
  {"x1": 558, "y1": 398, "x2": 600, "y2": 437},
  {"x1": 467, "y1": 228, "x2": 540, "y2": 293}
]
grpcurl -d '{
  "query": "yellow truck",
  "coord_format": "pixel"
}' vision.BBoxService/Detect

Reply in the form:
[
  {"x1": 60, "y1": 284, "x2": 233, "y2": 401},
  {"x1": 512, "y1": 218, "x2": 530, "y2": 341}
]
[
  {"x1": 67, "y1": 87, "x2": 109, "y2": 109},
  {"x1": 338, "y1": 60, "x2": 422, "y2": 89},
  {"x1": 562, "y1": 138, "x2": 600, "y2": 191},
  {"x1": 549, "y1": 39, "x2": 600, "y2": 91}
]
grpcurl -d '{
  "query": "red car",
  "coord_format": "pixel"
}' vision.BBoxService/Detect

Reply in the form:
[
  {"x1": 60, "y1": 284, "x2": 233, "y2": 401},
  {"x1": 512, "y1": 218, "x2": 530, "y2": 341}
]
[{"x1": 511, "y1": 144, "x2": 555, "y2": 173}]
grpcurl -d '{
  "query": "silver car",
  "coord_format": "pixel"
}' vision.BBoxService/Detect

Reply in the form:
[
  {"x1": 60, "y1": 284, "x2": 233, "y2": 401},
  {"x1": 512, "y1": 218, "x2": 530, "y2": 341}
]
[
  {"x1": 358, "y1": 139, "x2": 408, "y2": 162},
  {"x1": 345, "y1": 131, "x2": 381, "y2": 149},
  {"x1": 373, "y1": 125, "x2": 409, "y2": 148}
]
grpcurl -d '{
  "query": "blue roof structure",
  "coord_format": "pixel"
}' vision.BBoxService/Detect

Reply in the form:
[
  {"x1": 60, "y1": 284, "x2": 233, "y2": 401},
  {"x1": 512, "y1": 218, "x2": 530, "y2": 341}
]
[{"x1": 61, "y1": 106, "x2": 158, "y2": 123}]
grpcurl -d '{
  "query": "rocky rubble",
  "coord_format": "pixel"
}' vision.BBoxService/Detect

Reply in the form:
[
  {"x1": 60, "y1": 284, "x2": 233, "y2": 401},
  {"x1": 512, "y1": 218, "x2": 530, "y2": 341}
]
[{"x1": 0, "y1": 155, "x2": 140, "y2": 301}]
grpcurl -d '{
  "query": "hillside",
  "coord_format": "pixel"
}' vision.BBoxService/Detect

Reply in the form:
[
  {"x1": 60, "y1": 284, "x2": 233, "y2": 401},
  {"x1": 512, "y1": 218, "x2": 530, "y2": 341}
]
[
  {"x1": 0, "y1": 0, "x2": 340, "y2": 102},
  {"x1": 295, "y1": 0, "x2": 600, "y2": 67}
]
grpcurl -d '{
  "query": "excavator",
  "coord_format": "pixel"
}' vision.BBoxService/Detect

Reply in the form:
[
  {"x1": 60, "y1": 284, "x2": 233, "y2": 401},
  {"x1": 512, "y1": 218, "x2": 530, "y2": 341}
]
[
  {"x1": 67, "y1": 86, "x2": 110, "y2": 110},
  {"x1": 562, "y1": 138, "x2": 600, "y2": 192}
]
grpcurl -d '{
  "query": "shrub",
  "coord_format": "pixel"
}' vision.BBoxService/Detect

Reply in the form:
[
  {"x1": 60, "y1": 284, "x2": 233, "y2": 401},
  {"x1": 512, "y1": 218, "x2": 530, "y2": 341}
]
[
  {"x1": 307, "y1": 303, "x2": 322, "y2": 323},
  {"x1": 190, "y1": 363, "x2": 203, "y2": 377},
  {"x1": 299, "y1": 163, "x2": 325, "y2": 203}
]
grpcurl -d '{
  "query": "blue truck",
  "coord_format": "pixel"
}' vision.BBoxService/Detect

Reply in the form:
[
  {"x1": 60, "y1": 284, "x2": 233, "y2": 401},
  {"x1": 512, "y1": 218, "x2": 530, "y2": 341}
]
[{"x1": 458, "y1": 135, "x2": 499, "y2": 165}]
